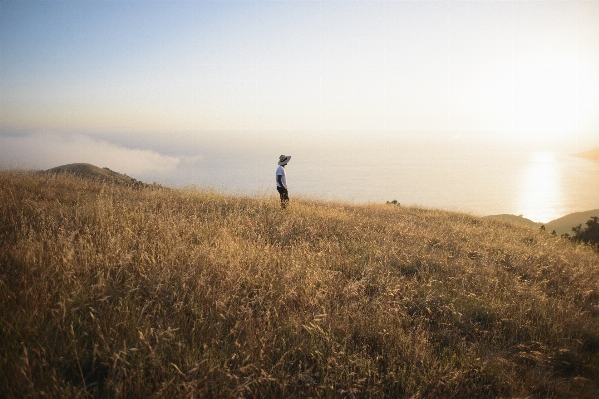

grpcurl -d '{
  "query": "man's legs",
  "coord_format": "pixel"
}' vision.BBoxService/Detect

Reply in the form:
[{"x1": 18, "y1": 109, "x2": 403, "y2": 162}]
[{"x1": 277, "y1": 187, "x2": 289, "y2": 209}]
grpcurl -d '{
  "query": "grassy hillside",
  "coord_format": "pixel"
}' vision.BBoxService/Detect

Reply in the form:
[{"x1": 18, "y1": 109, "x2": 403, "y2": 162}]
[
  {"x1": 1, "y1": 171, "x2": 599, "y2": 398},
  {"x1": 485, "y1": 214, "x2": 541, "y2": 229}
]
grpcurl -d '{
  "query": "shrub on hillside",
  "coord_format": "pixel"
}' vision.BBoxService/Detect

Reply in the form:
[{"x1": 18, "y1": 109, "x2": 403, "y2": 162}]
[{"x1": 571, "y1": 216, "x2": 599, "y2": 247}]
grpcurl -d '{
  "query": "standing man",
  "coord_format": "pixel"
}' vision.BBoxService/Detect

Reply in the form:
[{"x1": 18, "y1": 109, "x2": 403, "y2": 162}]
[{"x1": 276, "y1": 155, "x2": 291, "y2": 209}]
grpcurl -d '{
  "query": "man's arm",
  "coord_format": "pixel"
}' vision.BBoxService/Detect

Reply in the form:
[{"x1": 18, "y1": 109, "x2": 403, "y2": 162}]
[{"x1": 277, "y1": 174, "x2": 285, "y2": 189}]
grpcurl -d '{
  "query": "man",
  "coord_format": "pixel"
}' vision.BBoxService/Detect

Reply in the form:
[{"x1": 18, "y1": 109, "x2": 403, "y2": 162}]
[{"x1": 276, "y1": 155, "x2": 291, "y2": 209}]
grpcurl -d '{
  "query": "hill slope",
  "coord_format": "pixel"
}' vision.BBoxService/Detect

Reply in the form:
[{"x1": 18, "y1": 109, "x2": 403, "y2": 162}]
[
  {"x1": 1, "y1": 171, "x2": 598, "y2": 398},
  {"x1": 44, "y1": 162, "x2": 146, "y2": 186},
  {"x1": 485, "y1": 214, "x2": 541, "y2": 229}
]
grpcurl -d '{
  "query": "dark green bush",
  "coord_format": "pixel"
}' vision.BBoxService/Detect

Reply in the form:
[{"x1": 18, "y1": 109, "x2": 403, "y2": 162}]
[{"x1": 571, "y1": 216, "x2": 599, "y2": 247}]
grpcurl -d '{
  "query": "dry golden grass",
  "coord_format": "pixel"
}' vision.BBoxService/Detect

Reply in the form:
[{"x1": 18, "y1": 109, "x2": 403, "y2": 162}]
[{"x1": 1, "y1": 170, "x2": 598, "y2": 398}]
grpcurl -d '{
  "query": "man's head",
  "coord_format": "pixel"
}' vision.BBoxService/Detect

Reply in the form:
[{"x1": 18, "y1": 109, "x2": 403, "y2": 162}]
[{"x1": 278, "y1": 155, "x2": 291, "y2": 166}]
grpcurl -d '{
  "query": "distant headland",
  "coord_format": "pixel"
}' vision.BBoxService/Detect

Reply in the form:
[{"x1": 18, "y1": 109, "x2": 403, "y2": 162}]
[
  {"x1": 487, "y1": 209, "x2": 599, "y2": 236},
  {"x1": 42, "y1": 163, "x2": 149, "y2": 187}
]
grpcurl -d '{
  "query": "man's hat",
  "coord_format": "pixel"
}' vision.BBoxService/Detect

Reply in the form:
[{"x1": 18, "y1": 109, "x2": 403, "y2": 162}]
[{"x1": 278, "y1": 155, "x2": 291, "y2": 166}]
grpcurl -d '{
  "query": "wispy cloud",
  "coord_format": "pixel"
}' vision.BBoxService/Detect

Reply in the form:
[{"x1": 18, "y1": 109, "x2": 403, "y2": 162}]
[{"x1": 0, "y1": 132, "x2": 180, "y2": 177}]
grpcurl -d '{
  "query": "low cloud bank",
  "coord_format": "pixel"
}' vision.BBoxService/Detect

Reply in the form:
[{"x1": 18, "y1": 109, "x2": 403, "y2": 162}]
[{"x1": 0, "y1": 132, "x2": 180, "y2": 177}]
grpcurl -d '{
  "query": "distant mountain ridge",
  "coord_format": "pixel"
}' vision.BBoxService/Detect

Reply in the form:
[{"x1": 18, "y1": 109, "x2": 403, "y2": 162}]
[
  {"x1": 487, "y1": 209, "x2": 599, "y2": 235},
  {"x1": 43, "y1": 163, "x2": 146, "y2": 186},
  {"x1": 573, "y1": 146, "x2": 599, "y2": 162}
]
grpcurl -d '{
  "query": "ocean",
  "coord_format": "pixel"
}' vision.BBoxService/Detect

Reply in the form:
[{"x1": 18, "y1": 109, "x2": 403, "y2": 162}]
[{"x1": 155, "y1": 141, "x2": 599, "y2": 224}]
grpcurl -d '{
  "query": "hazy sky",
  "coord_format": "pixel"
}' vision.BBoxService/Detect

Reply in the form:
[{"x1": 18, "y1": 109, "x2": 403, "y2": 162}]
[{"x1": 1, "y1": 0, "x2": 599, "y2": 176}]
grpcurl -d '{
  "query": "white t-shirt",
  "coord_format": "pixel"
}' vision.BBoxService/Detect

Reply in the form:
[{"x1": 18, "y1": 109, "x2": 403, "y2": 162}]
[{"x1": 276, "y1": 165, "x2": 287, "y2": 188}]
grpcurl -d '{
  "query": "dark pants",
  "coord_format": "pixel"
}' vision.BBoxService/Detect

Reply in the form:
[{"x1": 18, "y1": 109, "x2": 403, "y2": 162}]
[{"x1": 277, "y1": 186, "x2": 289, "y2": 209}]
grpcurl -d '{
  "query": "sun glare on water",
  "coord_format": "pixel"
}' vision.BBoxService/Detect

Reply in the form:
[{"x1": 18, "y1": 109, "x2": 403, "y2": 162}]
[{"x1": 516, "y1": 152, "x2": 565, "y2": 223}]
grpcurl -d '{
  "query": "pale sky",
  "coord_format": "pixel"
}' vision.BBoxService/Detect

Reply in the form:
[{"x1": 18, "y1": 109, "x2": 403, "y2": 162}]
[{"x1": 1, "y1": 0, "x2": 599, "y2": 175}]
